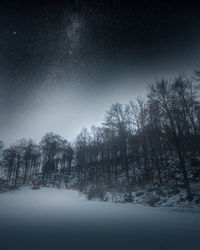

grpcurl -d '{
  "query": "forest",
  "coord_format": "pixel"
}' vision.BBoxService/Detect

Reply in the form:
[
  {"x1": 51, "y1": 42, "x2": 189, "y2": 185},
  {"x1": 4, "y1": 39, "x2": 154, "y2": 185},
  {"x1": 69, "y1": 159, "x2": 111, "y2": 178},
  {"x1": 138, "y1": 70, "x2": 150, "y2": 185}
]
[{"x1": 1, "y1": 74, "x2": 200, "y2": 206}]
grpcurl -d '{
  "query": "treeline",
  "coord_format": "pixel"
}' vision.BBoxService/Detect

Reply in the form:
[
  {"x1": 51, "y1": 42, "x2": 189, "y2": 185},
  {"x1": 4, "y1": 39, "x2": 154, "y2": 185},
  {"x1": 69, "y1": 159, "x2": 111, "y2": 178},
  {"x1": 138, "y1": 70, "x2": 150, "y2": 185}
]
[
  {"x1": 0, "y1": 75, "x2": 200, "y2": 202},
  {"x1": 0, "y1": 134, "x2": 73, "y2": 190}
]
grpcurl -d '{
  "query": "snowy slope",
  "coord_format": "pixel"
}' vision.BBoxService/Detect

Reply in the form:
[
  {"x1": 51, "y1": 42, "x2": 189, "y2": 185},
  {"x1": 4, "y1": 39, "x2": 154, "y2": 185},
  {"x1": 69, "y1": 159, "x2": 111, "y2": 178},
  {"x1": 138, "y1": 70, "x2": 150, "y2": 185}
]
[{"x1": 0, "y1": 186, "x2": 200, "y2": 250}]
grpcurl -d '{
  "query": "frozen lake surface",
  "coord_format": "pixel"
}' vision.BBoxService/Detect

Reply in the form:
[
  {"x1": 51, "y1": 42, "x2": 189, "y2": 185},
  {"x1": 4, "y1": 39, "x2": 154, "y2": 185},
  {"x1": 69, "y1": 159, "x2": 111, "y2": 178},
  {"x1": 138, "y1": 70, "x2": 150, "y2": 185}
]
[{"x1": 0, "y1": 187, "x2": 199, "y2": 250}]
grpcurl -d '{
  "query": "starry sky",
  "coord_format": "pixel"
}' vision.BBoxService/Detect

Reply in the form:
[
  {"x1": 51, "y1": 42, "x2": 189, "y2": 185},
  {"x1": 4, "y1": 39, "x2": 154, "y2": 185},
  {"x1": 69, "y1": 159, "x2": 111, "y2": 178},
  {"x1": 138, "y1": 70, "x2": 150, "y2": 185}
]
[{"x1": 0, "y1": 0, "x2": 200, "y2": 145}]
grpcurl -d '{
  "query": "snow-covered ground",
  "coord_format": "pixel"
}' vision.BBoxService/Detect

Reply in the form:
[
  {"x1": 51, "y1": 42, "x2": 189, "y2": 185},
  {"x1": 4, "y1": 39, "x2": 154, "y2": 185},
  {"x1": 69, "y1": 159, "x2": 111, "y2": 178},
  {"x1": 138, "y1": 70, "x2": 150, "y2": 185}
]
[{"x1": 0, "y1": 187, "x2": 200, "y2": 250}]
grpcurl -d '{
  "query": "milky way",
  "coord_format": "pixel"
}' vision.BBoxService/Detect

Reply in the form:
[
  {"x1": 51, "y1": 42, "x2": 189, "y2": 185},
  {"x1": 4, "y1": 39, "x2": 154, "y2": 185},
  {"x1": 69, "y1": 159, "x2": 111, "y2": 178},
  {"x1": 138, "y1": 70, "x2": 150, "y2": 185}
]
[{"x1": 0, "y1": 1, "x2": 200, "y2": 145}]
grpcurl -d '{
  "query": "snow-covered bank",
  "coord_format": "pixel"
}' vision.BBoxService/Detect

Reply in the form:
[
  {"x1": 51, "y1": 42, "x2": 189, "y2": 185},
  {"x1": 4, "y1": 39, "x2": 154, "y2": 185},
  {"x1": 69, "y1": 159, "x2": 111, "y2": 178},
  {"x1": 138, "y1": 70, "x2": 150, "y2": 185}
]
[
  {"x1": 0, "y1": 187, "x2": 200, "y2": 250},
  {"x1": 101, "y1": 188, "x2": 200, "y2": 211},
  {"x1": 70, "y1": 182, "x2": 200, "y2": 211}
]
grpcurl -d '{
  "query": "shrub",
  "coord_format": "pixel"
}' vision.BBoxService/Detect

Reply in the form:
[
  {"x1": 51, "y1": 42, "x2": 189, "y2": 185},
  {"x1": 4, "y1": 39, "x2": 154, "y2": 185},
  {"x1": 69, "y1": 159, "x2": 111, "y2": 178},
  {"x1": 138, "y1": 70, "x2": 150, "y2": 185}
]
[
  {"x1": 69, "y1": 181, "x2": 86, "y2": 192},
  {"x1": 136, "y1": 191, "x2": 145, "y2": 197},
  {"x1": 147, "y1": 195, "x2": 161, "y2": 206},
  {"x1": 124, "y1": 193, "x2": 134, "y2": 202},
  {"x1": 86, "y1": 185, "x2": 106, "y2": 201},
  {"x1": 155, "y1": 189, "x2": 164, "y2": 196}
]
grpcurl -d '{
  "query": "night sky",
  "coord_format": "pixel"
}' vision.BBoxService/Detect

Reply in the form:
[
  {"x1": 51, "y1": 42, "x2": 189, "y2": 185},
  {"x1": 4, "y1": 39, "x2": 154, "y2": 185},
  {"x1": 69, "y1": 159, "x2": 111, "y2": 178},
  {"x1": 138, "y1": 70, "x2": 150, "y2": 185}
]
[{"x1": 1, "y1": 0, "x2": 200, "y2": 145}]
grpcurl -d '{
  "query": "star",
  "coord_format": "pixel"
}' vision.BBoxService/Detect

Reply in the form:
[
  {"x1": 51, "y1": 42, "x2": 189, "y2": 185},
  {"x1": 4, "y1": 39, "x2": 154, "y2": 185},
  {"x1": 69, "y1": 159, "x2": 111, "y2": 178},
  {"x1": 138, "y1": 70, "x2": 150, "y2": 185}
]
[{"x1": 13, "y1": 31, "x2": 16, "y2": 35}]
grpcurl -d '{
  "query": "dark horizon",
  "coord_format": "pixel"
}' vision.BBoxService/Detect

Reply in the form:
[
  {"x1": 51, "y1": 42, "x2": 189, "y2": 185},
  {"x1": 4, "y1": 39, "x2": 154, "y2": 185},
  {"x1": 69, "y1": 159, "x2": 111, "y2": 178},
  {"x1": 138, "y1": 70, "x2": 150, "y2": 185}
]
[{"x1": 1, "y1": 1, "x2": 200, "y2": 145}]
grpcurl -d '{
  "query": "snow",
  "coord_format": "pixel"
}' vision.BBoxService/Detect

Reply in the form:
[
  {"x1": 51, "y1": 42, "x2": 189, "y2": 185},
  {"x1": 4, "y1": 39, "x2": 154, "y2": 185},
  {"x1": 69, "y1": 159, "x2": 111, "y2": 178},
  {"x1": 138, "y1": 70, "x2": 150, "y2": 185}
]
[{"x1": 0, "y1": 187, "x2": 200, "y2": 250}]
